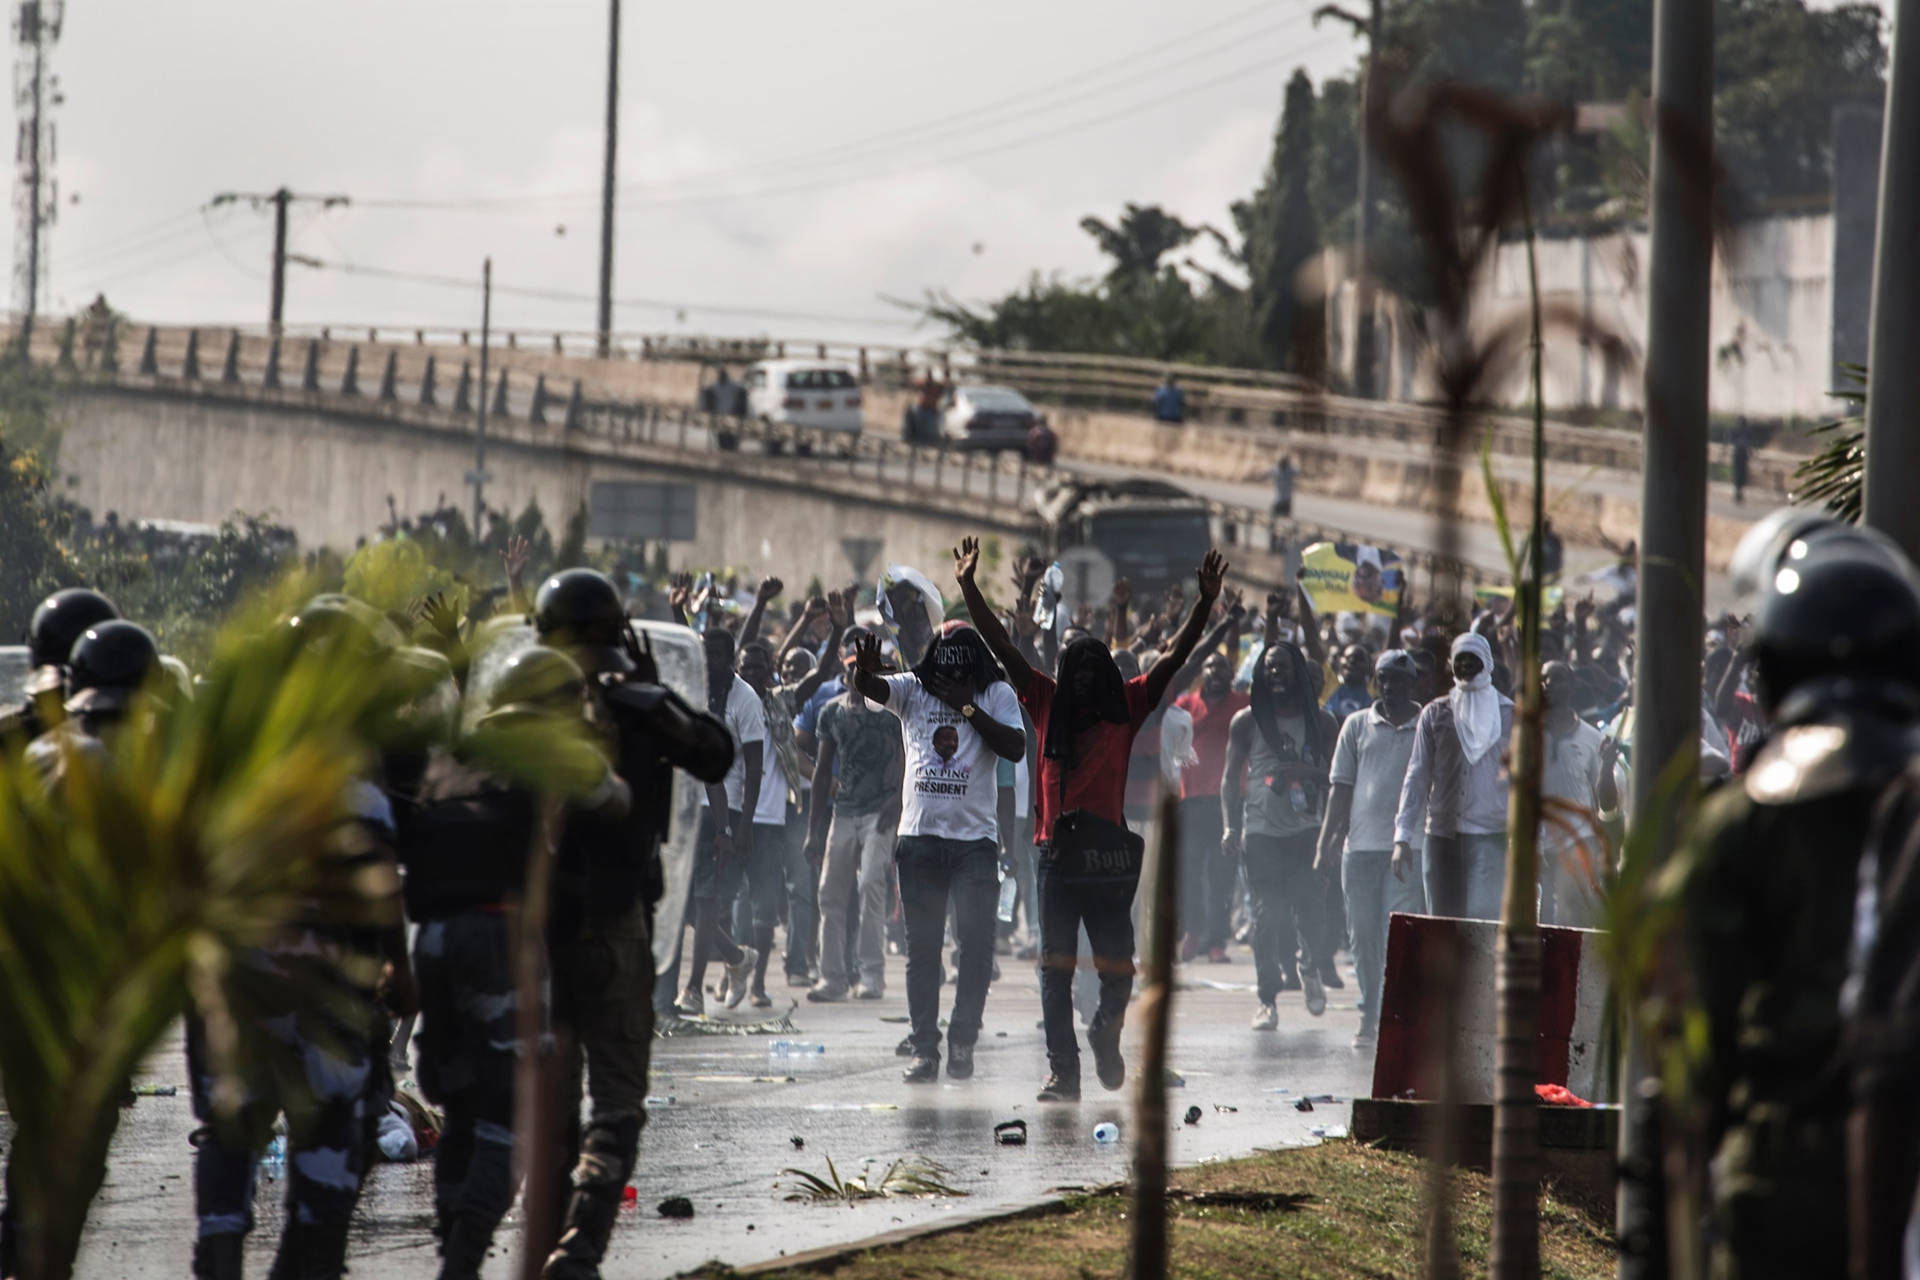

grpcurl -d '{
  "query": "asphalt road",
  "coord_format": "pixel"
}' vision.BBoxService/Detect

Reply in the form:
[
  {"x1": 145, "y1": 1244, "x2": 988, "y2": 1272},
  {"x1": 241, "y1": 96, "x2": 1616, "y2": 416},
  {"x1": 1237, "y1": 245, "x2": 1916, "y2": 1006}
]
[{"x1": 49, "y1": 937, "x2": 1373, "y2": 1279}]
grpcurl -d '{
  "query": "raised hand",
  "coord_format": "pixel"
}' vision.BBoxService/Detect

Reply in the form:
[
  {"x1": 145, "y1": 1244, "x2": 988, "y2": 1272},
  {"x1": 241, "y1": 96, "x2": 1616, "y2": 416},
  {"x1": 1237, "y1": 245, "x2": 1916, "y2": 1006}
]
[
  {"x1": 1111, "y1": 577, "x2": 1133, "y2": 609},
  {"x1": 953, "y1": 536, "x2": 981, "y2": 587},
  {"x1": 413, "y1": 592, "x2": 460, "y2": 641},
  {"x1": 827, "y1": 589, "x2": 852, "y2": 628},
  {"x1": 1221, "y1": 585, "x2": 1245, "y2": 618},
  {"x1": 1196, "y1": 548, "x2": 1228, "y2": 600},
  {"x1": 756, "y1": 575, "x2": 784, "y2": 604},
  {"x1": 668, "y1": 572, "x2": 694, "y2": 613},
  {"x1": 853, "y1": 631, "x2": 884, "y2": 673},
  {"x1": 502, "y1": 534, "x2": 530, "y2": 582}
]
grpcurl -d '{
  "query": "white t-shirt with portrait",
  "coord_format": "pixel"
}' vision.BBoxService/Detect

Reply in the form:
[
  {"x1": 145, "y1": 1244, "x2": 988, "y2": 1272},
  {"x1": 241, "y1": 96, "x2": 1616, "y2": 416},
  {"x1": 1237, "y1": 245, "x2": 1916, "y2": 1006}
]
[
  {"x1": 704, "y1": 674, "x2": 768, "y2": 814},
  {"x1": 880, "y1": 672, "x2": 1020, "y2": 842}
]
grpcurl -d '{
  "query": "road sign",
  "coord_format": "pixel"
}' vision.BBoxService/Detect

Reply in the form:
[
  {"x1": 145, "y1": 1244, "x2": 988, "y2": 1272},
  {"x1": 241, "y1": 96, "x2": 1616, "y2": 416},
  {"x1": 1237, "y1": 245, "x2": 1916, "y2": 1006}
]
[
  {"x1": 588, "y1": 480, "x2": 697, "y2": 542},
  {"x1": 841, "y1": 536, "x2": 883, "y2": 580},
  {"x1": 1057, "y1": 546, "x2": 1115, "y2": 627}
]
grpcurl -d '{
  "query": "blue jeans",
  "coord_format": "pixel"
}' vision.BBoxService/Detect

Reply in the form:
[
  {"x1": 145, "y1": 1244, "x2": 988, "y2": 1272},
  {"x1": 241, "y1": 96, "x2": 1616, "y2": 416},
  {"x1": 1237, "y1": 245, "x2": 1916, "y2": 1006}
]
[
  {"x1": 896, "y1": 834, "x2": 999, "y2": 1057},
  {"x1": 1424, "y1": 831, "x2": 1505, "y2": 921},
  {"x1": 1342, "y1": 847, "x2": 1428, "y2": 1030}
]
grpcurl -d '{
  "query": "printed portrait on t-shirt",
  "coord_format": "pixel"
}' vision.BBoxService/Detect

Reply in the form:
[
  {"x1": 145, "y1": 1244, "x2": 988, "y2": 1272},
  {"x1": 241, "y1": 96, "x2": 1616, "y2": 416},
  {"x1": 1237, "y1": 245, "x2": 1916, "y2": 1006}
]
[{"x1": 933, "y1": 724, "x2": 959, "y2": 761}]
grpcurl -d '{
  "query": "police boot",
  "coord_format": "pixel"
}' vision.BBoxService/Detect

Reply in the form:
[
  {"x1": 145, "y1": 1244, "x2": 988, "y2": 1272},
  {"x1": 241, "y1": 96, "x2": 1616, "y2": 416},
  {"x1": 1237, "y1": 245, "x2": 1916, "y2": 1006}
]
[
  {"x1": 191, "y1": 1233, "x2": 245, "y2": 1280},
  {"x1": 266, "y1": 1219, "x2": 351, "y2": 1280},
  {"x1": 439, "y1": 1214, "x2": 498, "y2": 1280},
  {"x1": 541, "y1": 1116, "x2": 640, "y2": 1279},
  {"x1": 540, "y1": 1190, "x2": 618, "y2": 1280}
]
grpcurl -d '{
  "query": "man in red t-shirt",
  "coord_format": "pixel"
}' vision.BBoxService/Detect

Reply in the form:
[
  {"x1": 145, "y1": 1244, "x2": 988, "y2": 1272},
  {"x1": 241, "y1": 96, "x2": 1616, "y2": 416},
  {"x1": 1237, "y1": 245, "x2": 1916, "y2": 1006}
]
[
  {"x1": 1175, "y1": 654, "x2": 1250, "y2": 963},
  {"x1": 953, "y1": 534, "x2": 1228, "y2": 1102}
]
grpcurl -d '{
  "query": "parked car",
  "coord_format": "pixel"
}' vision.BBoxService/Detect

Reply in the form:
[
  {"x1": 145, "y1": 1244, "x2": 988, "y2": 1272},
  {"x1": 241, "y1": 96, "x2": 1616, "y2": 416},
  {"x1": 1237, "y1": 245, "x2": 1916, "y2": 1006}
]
[
  {"x1": 939, "y1": 384, "x2": 1039, "y2": 454},
  {"x1": 743, "y1": 360, "x2": 864, "y2": 452}
]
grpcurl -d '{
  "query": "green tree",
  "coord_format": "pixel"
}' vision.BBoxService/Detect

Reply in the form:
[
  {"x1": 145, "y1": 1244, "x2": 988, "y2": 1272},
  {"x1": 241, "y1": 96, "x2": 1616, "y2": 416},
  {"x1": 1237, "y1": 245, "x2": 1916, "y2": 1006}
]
[
  {"x1": 1076, "y1": 203, "x2": 1207, "y2": 288},
  {"x1": 1244, "y1": 70, "x2": 1326, "y2": 374}
]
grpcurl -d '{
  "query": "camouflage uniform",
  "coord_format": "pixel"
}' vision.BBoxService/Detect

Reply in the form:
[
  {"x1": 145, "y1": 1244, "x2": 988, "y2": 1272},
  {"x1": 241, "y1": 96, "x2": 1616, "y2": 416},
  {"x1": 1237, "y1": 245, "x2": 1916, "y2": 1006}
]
[
  {"x1": 1668, "y1": 687, "x2": 1917, "y2": 1279},
  {"x1": 188, "y1": 781, "x2": 403, "y2": 1280}
]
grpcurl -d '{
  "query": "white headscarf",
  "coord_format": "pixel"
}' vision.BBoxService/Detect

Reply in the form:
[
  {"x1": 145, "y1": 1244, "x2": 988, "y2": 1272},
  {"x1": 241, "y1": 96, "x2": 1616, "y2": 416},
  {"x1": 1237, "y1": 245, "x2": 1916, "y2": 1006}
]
[{"x1": 1449, "y1": 632, "x2": 1502, "y2": 765}]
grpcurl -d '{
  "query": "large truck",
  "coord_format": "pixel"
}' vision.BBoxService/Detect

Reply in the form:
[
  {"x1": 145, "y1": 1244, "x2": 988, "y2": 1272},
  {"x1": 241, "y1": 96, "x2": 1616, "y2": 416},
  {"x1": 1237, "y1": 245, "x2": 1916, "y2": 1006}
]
[{"x1": 1030, "y1": 477, "x2": 1213, "y2": 617}]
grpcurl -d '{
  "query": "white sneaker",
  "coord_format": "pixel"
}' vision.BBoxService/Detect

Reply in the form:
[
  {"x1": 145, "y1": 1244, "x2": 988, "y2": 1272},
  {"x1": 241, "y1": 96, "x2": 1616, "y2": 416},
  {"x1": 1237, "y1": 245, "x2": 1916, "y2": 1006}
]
[
  {"x1": 726, "y1": 946, "x2": 759, "y2": 1009},
  {"x1": 1251, "y1": 1002, "x2": 1278, "y2": 1031},
  {"x1": 1351, "y1": 1024, "x2": 1377, "y2": 1051},
  {"x1": 675, "y1": 986, "x2": 704, "y2": 1018},
  {"x1": 1303, "y1": 973, "x2": 1327, "y2": 1018}
]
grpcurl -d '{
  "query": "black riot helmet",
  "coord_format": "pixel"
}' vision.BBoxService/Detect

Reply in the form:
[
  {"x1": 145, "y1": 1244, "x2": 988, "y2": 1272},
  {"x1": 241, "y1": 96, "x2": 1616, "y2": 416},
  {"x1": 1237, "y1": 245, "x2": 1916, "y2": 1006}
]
[
  {"x1": 1741, "y1": 517, "x2": 1920, "y2": 712},
  {"x1": 483, "y1": 646, "x2": 586, "y2": 723},
  {"x1": 66, "y1": 621, "x2": 160, "y2": 716},
  {"x1": 534, "y1": 569, "x2": 627, "y2": 648},
  {"x1": 29, "y1": 588, "x2": 120, "y2": 669}
]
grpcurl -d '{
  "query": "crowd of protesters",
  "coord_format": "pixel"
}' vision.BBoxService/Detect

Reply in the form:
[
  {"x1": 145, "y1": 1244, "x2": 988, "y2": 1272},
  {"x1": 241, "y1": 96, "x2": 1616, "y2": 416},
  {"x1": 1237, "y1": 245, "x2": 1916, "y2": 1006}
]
[{"x1": 16, "y1": 489, "x2": 1920, "y2": 1279}]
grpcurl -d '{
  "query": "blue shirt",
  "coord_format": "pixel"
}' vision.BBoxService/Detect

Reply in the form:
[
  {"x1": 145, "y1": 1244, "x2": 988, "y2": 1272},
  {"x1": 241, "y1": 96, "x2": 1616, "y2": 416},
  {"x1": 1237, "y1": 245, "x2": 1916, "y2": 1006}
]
[
  {"x1": 1325, "y1": 684, "x2": 1373, "y2": 725},
  {"x1": 795, "y1": 675, "x2": 844, "y2": 737},
  {"x1": 1153, "y1": 384, "x2": 1186, "y2": 423}
]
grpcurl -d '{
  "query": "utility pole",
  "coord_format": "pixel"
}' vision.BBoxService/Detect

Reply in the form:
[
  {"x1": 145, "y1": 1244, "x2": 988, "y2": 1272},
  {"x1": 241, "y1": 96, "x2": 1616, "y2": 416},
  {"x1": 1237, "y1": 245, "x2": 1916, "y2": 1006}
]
[
  {"x1": 470, "y1": 258, "x2": 493, "y2": 538},
  {"x1": 596, "y1": 0, "x2": 621, "y2": 358},
  {"x1": 1620, "y1": 0, "x2": 1713, "y2": 1275},
  {"x1": 12, "y1": 0, "x2": 63, "y2": 348},
  {"x1": 209, "y1": 188, "x2": 350, "y2": 333},
  {"x1": 1862, "y1": 0, "x2": 1920, "y2": 559}
]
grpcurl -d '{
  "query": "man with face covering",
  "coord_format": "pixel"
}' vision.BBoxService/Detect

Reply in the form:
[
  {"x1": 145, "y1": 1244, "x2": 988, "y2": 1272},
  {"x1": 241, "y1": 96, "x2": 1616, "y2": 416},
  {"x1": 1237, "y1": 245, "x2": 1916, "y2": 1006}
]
[
  {"x1": 849, "y1": 612, "x2": 1026, "y2": 1085},
  {"x1": 954, "y1": 536, "x2": 1229, "y2": 1101},
  {"x1": 1223, "y1": 640, "x2": 1341, "y2": 1026},
  {"x1": 1392, "y1": 632, "x2": 1514, "y2": 920}
]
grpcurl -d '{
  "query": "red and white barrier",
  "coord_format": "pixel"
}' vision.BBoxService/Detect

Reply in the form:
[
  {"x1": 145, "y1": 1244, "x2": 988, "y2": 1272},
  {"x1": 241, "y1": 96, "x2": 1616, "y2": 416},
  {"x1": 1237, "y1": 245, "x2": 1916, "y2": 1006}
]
[{"x1": 1368, "y1": 913, "x2": 1611, "y2": 1105}]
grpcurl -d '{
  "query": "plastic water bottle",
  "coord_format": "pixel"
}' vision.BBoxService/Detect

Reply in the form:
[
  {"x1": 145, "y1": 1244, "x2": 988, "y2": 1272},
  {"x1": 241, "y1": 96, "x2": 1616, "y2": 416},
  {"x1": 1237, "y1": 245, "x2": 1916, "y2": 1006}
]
[
  {"x1": 769, "y1": 1041, "x2": 826, "y2": 1070},
  {"x1": 644, "y1": 1095, "x2": 675, "y2": 1108},
  {"x1": 1032, "y1": 563, "x2": 1064, "y2": 632},
  {"x1": 1093, "y1": 1122, "x2": 1120, "y2": 1144},
  {"x1": 261, "y1": 1135, "x2": 287, "y2": 1175},
  {"x1": 996, "y1": 871, "x2": 1018, "y2": 925}
]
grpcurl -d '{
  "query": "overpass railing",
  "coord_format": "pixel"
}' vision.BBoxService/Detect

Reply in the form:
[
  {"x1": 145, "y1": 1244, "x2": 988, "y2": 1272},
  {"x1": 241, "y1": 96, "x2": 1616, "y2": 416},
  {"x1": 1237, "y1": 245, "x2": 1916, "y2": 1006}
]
[{"x1": 30, "y1": 318, "x2": 1506, "y2": 596}]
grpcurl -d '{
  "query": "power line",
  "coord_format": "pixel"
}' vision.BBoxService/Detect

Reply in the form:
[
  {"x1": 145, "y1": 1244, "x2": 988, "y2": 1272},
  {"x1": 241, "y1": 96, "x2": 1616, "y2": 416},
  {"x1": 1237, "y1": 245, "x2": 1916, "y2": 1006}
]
[
  {"x1": 304, "y1": 257, "x2": 920, "y2": 328},
  {"x1": 352, "y1": 1, "x2": 1325, "y2": 216}
]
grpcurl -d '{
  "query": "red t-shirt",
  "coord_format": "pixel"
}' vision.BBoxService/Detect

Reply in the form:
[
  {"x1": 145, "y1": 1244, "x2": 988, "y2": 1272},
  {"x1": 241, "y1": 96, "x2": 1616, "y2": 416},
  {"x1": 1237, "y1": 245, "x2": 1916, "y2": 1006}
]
[
  {"x1": 1175, "y1": 688, "x2": 1250, "y2": 800},
  {"x1": 1022, "y1": 671, "x2": 1156, "y2": 843}
]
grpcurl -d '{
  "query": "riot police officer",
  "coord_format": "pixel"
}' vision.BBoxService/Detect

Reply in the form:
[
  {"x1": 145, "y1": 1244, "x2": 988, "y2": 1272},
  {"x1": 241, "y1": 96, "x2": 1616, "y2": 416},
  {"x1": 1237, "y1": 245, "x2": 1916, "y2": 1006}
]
[
  {"x1": 0, "y1": 618, "x2": 155, "y2": 1279},
  {"x1": 186, "y1": 598, "x2": 413, "y2": 1280},
  {"x1": 531, "y1": 569, "x2": 732, "y2": 1279},
  {"x1": 1666, "y1": 511, "x2": 1920, "y2": 1279},
  {"x1": 402, "y1": 644, "x2": 632, "y2": 1280},
  {"x1": 0, "y1": 586, "x2": 119, "y2": 744}
]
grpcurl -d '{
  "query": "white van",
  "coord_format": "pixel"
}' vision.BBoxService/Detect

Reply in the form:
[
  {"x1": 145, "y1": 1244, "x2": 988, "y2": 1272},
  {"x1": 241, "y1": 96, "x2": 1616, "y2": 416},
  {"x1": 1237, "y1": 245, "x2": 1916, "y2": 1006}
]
[{"x1": 744, "y1": 360, "x2": 864, "y2": 444}]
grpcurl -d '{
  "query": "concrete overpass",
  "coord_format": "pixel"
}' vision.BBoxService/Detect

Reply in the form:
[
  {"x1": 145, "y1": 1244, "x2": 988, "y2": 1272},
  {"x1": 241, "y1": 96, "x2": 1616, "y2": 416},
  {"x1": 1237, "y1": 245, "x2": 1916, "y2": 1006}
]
[{"x1": 21, "y1": 318, "x2": 1767, "y2": 601}]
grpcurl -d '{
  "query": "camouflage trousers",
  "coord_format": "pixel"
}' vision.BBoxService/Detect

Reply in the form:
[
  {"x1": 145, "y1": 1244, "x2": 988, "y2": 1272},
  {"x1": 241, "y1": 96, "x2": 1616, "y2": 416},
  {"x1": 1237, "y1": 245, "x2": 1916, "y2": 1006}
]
[
  {"x1": 414, "y1": 912, "x2": 522, "y2": 1257},
  {"x1": 186, "y1": 949, "x2": 381, "y2": 1279}
]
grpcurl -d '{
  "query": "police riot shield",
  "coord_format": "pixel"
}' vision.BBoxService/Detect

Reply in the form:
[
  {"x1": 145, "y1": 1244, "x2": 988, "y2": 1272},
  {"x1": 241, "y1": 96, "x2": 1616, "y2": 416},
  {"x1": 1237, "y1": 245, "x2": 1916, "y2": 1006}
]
[{"x1": 631, "y1": 619, "x2": 708, "y2": 972}]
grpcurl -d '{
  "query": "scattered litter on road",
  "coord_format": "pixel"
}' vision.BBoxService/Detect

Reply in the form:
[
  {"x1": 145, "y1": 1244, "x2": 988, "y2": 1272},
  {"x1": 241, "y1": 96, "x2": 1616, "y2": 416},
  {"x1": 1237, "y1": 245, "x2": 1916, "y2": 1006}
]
[
  {"x1": 644, "y1": 1095, "x2": 675, "y2": 1108},
  {"x1": 791, "y1": 1136, "x2": 805, "y2": 1149},
  {"x1": 1183, "y1": 1106, "x2": 1202, "y2": 1126},
  {"x1": 657, "y1": 1197, "x2": 695, "y2": 1219},
  {"x1": 994, "y1": 1120, "x2": 1028, "y2": 1146},
  {"x1": 1213, "y1": 1104, "x2": 1238, "y2": 1113},
  {"x1": 781, "y1": 1156, "x2": 969, "y2": 1202},
  {"x1": 691, "y1": 1074, "x2": 798, "y2": 1084},
  {"x1": 129, "y1": 1084, "x2": 177, "y2": 1097},
  {"x1": 657, "y1": 1003, "x2": 800, "y2": 1038},
  {"x1": 1093, "y1": 1123, "x2": 1120, "y2": 1144},
  {"x1": 1301, "y1": 1094, "x2": 1342, "y2": 1104},
  {"x1": 622, "y1": 1185, "x2": 638, "y2": 1204},
  {"x1": 1164, "y1": 1069, "x2": 1186, "y2": 1088},
  {"x1": 1295, "y1": 1099, "x2": 1314, "y2": 1112},
  {"x1": 375, "y1": 1105, "x2": 419, "y2": 1162},
  {"x1": 1307, "y1": 1125, "x2": 1349, "y2": 1140},
  {"x1": 803, "y1": 1102, "x2": 901, "y2": 1112},
  {"x1": 878, "y1": 1015, "x2": 910, "y2": 1024},
  {"x1": 1534, "y1": 1084, "x2": 1593, "y2": 1107}
]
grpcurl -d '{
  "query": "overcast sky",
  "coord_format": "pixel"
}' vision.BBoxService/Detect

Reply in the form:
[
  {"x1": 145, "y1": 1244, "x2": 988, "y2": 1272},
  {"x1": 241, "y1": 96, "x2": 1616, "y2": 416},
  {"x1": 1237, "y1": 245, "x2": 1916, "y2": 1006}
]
[
  {"x1": 23, "y1": 0, "x2": 1891, "y2": 349},
  {"x1": 18, "y1": 0, "x2": 1376, "y2": 348}
]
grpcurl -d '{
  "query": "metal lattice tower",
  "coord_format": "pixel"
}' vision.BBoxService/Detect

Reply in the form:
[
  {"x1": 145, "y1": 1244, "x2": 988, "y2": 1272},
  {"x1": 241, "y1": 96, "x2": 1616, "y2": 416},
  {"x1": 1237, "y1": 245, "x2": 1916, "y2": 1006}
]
[{"x1": 12, "y1": 0, "x2": 62, "y2": 335}]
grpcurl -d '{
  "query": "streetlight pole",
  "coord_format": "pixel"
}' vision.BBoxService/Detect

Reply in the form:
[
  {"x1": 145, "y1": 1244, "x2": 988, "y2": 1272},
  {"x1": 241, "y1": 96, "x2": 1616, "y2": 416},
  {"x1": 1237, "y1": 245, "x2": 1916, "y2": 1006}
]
[
  {"x1": 1353, "y1": 0, "x2": 1382, "y2": 399},
  {"x1": 596, "y1": 0, "x2": 621, "y2": 359},
  {"x1": 1862, "y1": 0, "x2": 1920, "y2": 559},
  {"x1": 471, "y1": 258, "x2": 493, "y2": 538},
  {"x1": 209, "y1": 188, "x2": 349, "y2": 333},
  {"x1": 1621, "y1": 0, "x2": 1714, "y2": 1275}
]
